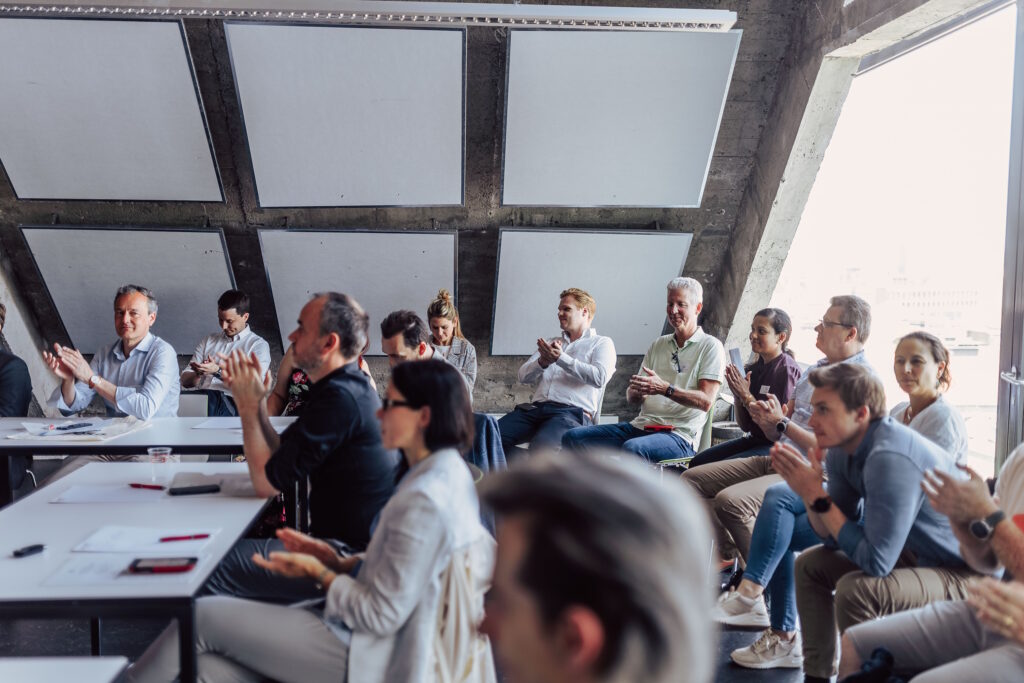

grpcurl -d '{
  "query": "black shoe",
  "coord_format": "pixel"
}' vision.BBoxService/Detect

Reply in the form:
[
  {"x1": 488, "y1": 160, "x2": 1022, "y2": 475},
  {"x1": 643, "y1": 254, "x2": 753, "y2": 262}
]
[{"x1": 720, "y1": 563, "x2": 743, "y2": 593}]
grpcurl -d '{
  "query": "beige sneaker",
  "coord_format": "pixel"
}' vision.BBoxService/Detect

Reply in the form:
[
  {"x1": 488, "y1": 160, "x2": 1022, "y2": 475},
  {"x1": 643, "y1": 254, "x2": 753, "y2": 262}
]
[
  {"x1": 710, "y1": 589, "x2": 769, "y2": 627},
  {"x1": 730, "y1": 629, "x2": 803, "y2": 669}
]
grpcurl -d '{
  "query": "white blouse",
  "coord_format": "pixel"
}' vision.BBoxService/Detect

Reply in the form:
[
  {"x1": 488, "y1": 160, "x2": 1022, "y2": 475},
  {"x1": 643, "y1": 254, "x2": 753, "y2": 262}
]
[{"x1": 889, "y1": 395, "x2": 968, "y2": 465}]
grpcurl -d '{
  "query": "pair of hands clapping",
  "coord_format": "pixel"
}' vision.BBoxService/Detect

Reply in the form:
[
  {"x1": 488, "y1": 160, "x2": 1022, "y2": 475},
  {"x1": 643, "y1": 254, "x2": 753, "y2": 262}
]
[
  {"x1": 536, "y1": 337, "x2": 563, "y2": 368},
  {"x1": 251, "y1": 528, "x2": 359, "y2": 581},
  {"x1": 42, "y1": 343, "x2": 92, "y2": 383}
]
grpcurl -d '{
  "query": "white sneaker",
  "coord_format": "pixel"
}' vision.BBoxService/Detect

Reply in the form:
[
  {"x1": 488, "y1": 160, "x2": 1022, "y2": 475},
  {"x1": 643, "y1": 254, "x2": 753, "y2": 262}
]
[
  {"x1": 710, "y1": 589, "x2": 770, "y2": 627},
  {"x1": 730, "y1": 629, "x2": 804, "y2": 669}
]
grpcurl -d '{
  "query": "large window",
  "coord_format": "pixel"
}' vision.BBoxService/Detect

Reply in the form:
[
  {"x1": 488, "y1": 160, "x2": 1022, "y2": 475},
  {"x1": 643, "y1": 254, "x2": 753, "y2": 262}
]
[{"x1": 769, "y1": 5, "x2": 1016, "y2": 476}]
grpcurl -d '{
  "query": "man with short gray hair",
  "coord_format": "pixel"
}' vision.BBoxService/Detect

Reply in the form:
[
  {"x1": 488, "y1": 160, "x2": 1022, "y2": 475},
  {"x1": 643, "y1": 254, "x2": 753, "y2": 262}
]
[
  {"x1": 42, "y1": 284, "x2": 179, "y2": 480},
  {"x1": 479, "y1": 450, "x2": 716, "y2": 683},
  {"x1": 562, "y1": 276, "x2": 724, "y2": 462}
]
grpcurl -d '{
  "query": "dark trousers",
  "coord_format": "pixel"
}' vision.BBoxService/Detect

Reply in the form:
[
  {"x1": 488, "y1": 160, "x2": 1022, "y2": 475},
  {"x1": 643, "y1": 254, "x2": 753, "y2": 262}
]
[
  {"x1": 201, "y1": 538, "x2": 353, "y2": 604},
  {"x1": 687, "y1": 434, "x2": 772, "y2": 469},
  {"x1": 497, "y1": 401, "x2": 591, "y2": 458},
  {"x1": 193, "y1": 389, "x2": 238, "y2": 417}
]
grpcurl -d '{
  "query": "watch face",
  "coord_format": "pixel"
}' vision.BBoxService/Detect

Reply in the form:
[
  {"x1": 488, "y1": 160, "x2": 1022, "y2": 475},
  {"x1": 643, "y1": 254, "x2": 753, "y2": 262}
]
[{"x1": 969, "y1": 520, "x2": 991, "y2": 540}]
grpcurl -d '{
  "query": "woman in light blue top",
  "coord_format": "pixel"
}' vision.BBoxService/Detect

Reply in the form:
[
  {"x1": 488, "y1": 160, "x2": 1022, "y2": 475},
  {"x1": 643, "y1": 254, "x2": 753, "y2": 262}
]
[{"x1": 127, "y1": 359, "x2": 493, "y2": 683}]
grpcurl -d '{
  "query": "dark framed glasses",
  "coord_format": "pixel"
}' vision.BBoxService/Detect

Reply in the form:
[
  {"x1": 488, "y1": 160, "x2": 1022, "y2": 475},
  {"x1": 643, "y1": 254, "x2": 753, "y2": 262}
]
[{"x1": 381, "y1": 398, "x2": 415, "y2": 411}]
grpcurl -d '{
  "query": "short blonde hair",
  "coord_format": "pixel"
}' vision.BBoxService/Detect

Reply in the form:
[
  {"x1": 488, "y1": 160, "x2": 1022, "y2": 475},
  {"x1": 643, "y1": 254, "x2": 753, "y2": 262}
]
[
  {"x1": 560, "y1": 288, "x2": 596, "y2": 319},
  {"x1": 426, "y1": 289, "x2": 464, "y2": 339}
]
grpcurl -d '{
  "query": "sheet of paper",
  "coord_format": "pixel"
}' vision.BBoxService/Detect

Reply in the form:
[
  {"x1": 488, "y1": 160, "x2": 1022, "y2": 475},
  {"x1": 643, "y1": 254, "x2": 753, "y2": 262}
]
[
  {"x1": 43, "y1": 555, "x2": 195, "y2": 587},
  {"x1": 50, "y1": 485, "x2": 167, "y2": 504},
  {"x1": 193, "y1": 417, "x2": 292, "y2": 434},
  {"x1": 42, "y1": 556, "x2": 134, "y2": 587},
  {"x1": 192, "y1": 417, "x2": 242, "y2": 429},
  {"x1": 728, "y1": 347, "x2": 744, "y2": 369},
  {"x1": 73, "y1": 525, "x2": 218, "y2": 554},
  {"x1": 20, "y1": 419, "x2": 113, "y2": 436}
]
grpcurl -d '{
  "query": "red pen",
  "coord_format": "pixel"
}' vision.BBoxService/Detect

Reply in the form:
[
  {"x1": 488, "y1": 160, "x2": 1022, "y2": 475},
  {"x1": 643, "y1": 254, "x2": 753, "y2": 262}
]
[
  {"x1": 159, "y1": 534, "x2": 210, "y2": 543},
  {"x1": 129, "y1": 483, "x2": 166, "y2": 491}
]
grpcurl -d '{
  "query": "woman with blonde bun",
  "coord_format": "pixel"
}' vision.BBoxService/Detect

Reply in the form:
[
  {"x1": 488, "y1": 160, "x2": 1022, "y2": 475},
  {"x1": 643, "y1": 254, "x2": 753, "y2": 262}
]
[{"x1": 427, "y1": 289, "x2": 477, "y2": 395}]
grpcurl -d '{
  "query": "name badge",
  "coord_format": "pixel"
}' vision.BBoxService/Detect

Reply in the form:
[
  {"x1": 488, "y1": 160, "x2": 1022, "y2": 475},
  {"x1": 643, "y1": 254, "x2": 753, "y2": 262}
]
[{"x1": 760, "y1": 385, "x2": 771, "y2": 395}]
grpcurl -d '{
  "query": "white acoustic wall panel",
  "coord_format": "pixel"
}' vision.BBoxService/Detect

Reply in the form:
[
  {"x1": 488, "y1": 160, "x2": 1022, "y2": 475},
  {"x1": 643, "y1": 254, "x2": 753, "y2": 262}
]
[
  {"x1": 492, "y1": 229, "x2": 693, "y2": 355},
  {"x1": 226, "y1": 24, "x2": 465, "y2": 207},
  {"x1": 502, "y1": 29, "x2": 741, "y2": 207},
  {"x1": 259, "y1": 230, "x2": 457, "y2": 354},
  {"x1": 0, "y1": 19, "x2": 222, "y2": 202},
  {"x1": 22, "y1": 227, "x2": 235, "y2": 354}
]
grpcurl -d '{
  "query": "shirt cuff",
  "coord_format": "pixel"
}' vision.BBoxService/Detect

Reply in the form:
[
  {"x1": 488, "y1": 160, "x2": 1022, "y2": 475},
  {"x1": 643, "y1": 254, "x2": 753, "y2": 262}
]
[{"x1": 555, "y1": 354, "x2": 575, "y2": 370}]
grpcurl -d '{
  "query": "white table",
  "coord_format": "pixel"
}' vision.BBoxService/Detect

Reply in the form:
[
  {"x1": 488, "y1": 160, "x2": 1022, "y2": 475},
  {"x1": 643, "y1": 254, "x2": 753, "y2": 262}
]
[
  {"x1": 0, "y1": 462, "x2": 269, "y2": 683},
  {"x1": 0, "y1": 416, "x2": 296, "y2": 510},
  {"x1": 0, "y1": 656, "x2": 128, "y2": 682}
]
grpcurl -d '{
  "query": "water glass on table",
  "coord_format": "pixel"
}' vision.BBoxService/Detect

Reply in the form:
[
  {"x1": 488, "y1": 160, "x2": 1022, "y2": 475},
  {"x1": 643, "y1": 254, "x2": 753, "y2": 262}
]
[{"x1": 147, "y1": 446, "x2": 179, "y2": 483}]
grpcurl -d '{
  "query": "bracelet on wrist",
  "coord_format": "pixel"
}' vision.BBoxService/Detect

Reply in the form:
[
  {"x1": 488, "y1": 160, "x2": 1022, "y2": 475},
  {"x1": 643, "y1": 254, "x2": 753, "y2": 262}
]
[{"x1": 314, "y1": 566, "x2": 333, "y2": 590}]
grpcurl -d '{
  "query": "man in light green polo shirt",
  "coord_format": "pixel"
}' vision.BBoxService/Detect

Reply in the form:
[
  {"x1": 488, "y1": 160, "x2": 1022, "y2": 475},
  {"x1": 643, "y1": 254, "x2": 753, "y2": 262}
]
[{"x1": 562, "y1": 277, "x2": 724, "y2": 461}]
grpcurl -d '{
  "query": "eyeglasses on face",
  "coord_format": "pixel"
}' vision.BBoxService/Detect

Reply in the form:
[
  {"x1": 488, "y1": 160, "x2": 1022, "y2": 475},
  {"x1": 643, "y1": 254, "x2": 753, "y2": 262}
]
[
  {"x1": 818, "y1": 318, "x2": 852, "y2": 329},
  {"x1": 381, "y1": 398, "x2": 415, "y2": 411}
]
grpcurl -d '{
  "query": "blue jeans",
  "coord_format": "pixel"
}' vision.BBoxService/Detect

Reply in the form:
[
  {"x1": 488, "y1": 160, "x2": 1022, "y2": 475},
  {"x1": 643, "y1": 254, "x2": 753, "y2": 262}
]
[
  {"x1": 742, "y1": 482, "x2": 821, "y2": 632},
  {"x1": 687, "y1": 434, "x2": 772, "y2": 469},
  {"x1": 497, "y1": 401, "x2": 591, "y2": 458},
  {"x1": 561, "y1": 422, "x2": 695, "y2": 463}
]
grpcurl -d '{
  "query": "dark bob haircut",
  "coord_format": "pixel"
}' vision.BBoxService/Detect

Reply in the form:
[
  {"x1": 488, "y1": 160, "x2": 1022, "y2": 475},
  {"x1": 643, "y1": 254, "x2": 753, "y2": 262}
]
[{"x1": 390, "y1": 359, "x2": 474, "y2": 454}]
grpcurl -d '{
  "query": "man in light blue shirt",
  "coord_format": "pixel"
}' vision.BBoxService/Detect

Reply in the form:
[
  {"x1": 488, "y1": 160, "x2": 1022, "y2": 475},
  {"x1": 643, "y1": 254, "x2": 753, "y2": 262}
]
[
  {"x1": 42, "y1": 284, "x2": 179, "y2": 479},
  {"x1": 772, "y1": 363, "x2": 974, "y2": 682}
]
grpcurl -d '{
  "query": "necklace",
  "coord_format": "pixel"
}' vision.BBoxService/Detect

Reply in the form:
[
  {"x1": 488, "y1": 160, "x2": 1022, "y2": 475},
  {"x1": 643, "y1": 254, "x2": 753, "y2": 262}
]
[{"x1": 434, "y1": 341, "x2": 452, "y2": 360}]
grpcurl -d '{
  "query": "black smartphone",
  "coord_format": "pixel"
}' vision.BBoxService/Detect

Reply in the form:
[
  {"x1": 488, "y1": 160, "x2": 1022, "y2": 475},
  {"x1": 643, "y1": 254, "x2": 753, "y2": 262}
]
[
  {"x1": 128, "y1": 557, "x2": 198, "y2": 574},
  {"x1": 168, "y1": 484, "x2": 221, "y2": 496}
]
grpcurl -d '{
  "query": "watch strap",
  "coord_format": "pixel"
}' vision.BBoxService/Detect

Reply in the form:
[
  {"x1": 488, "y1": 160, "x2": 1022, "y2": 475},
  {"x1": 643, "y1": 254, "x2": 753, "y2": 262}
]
[{"x1": 811, "y1": 495, "x2": 832, "y2": 513}]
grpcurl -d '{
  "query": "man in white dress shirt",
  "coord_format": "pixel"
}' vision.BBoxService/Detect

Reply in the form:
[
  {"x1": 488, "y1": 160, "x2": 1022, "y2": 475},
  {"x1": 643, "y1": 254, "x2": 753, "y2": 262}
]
[
  {"x1": 498, "y1": 288, "x2": 616, "y2": 457},
  {"x1": 180, "y1": 289, "x2": 271, "y2": 416}
]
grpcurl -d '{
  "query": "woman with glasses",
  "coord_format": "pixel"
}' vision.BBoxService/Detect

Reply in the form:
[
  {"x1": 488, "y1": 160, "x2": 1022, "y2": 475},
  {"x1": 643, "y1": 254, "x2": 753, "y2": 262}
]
[
  {"x1": 718, "y1": 330, "x2": 967, "y2": 671},
  {"x1": 127, "y1": 359, "x2": 495, "y2": 683},
  {"x1": 687, "y1": 308, "x2": 802, "y2": 469}
]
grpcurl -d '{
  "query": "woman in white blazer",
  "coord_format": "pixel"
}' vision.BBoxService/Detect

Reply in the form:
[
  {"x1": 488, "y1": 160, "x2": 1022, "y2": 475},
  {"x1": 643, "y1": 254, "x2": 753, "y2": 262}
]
[{"x1": 127, "y1": 359, "x2": 494, "y2": 683}]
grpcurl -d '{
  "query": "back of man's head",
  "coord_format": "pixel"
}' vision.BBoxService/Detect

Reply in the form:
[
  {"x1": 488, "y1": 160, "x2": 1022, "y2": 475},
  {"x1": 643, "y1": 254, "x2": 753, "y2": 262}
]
[
  {"x1": 480, "y1": 452, "x2": 715, "y2": 683},
  {"x1": 829, "y1": 295, "x2": 871, "y2": 344},
  {"x1": 808, "y1": 362, "x2": 886, "y2": 419},
  {"x1": 380, "y1": 310, "x2": 429, "y2": 349},
  {"x1": 217, "y1": 289, "x2": 250, "y2": 316},
  {"x1": 314, "y1": 292, "x2": 368, "y2": 359}
]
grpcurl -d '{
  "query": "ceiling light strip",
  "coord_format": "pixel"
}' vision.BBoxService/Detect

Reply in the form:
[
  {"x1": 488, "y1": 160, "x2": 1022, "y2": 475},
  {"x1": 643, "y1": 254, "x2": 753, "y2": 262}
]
[{"x1": 0, "y1": 3, "x2": 735, "y2": 31}]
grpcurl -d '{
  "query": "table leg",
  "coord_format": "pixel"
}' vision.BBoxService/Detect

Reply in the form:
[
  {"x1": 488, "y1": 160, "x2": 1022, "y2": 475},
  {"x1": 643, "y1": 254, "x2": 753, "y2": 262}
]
[
  {"x1": 90, "y1": 617, "x2": 102, "y2": 655},
  {"x1": 178, "y1": 602, "x2": 197, "y2": 683},
  {"x1": 0, "y1": 459, "x2": 13, "y2": 508}
]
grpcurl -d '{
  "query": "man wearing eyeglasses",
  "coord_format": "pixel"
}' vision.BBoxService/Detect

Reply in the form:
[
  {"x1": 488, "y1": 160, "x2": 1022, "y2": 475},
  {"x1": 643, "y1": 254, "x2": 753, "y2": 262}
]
[
  {"x1": 682, "y1": 295, "x2": 875, "y2": 577},
  {"x1": 562, "y1": 277, "x2": 724, "y2": 463}
]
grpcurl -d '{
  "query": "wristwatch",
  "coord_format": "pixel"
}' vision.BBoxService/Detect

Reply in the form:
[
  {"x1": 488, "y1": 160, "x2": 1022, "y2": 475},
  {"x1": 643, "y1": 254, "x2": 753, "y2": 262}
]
[
  {"x1": 776, "y1": 417, "x2": 790, "y2": 434},
  {"x1": 810, "y1": 495, "x2": 832, "y2": 513},
  {"x1": 665, "y1": 385, "x2": 676, "y2": 398},
  {"x1": 969, "y1": 509, "x2": 1006, "y2": 541},
  {"x1": 88, "y1": 374, "x2": 100, "y2": 389}
]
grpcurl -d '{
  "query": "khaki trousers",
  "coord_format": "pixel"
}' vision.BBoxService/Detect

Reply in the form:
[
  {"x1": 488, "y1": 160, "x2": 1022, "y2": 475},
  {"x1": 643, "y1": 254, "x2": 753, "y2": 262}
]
[
  {"x1": 794, "y1": 545, "x2": 975, "y2": 679},
  {"x1": 680, "y1": 455, "x2": 779, "y2": 563}
]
